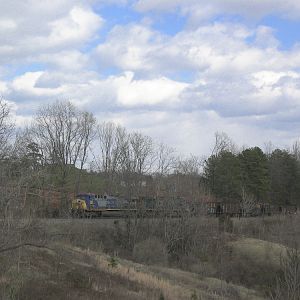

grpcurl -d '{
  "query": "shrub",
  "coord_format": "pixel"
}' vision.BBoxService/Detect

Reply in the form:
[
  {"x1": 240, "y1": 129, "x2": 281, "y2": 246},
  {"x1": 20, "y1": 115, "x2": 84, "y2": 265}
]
[
  {"x1": 108, "y1": 256, "x2": 118, "y2": 268},
  {"x1": 65, "y1": 271, "x2": 92, "y2": 289},
  {"x1": 271, "y1": 247, "x2": 300, "y2": 300},
  {"x1": 190, "y1": 290, "x2": 198, "y2": 299},
  {"x1": 133, "y1": 238, "x2": 167, "y2": 265}
]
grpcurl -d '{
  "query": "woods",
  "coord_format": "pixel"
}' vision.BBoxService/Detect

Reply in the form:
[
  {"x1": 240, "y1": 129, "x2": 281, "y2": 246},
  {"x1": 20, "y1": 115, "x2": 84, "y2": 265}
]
[
  {"x1": 203, "y1": 141, "x2": 300, "y2": 206},
  {"x1": 0, "y1": 99, "x2": 299, "y2": 215}
]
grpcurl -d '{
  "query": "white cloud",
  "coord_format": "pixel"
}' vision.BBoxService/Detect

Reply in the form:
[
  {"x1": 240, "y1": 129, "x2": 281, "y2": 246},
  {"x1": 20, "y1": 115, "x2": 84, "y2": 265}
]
[
  {"x1": 95, "y1": 23, "x2": 254, "y2": 75},
  {"x1": 134, "y1": 0, "x2": 300, "y2": 21},
  {"x1": 6, "y1": 70, "x2": 189, "y2": 110},
  {"x1": 15, "y1": 115, "x2": 33, "y2": 128},
  {"x1": 4, "y1": 66, "x2": 300, "y2": 154},
  {"x1": 38, "y1": 50, "x2": 90, "y2": 71},
  {"x1": 47, "y1": 6, "x2": 103, "y2": 47},
  {"x1": 94, "y1": 21, "x2": 300, "y2": 82},
  {"x1": 116, "y1": 72, "x2": 188, "y2": 106},
  {"x1": 0, "y1": 81, "x2": 8, "y2": 94},
  {"x1": 11, "y1": 71, "x2": 63, "y2": 97},
  {"x1": 95, "y1": 24, "x2": 162, "y2": 72},
  {"x1": 0, "y1": 19, "x2": 17, "y2": 31},
  {"x1": 252, "y1": 71, "x2": 300, "y2": 88},
  {"x1": 1, "y1": 1, "x2": 300, "y2": 155},
  {"x1": 0, "y1": 2, "x2": 103, "y2": 66}
]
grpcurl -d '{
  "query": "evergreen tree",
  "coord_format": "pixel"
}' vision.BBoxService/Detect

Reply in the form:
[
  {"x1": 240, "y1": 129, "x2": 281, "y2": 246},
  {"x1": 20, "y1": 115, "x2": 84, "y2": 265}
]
[
  {"x1": 204, "y1": 151, "x2": 242, "y2": 201},
  {"x1": 238, "y1": 147, "x2": 269, "y2": 202},
  {"x1": 269, "y1": 149, "x2": 300, "y2": 206}
]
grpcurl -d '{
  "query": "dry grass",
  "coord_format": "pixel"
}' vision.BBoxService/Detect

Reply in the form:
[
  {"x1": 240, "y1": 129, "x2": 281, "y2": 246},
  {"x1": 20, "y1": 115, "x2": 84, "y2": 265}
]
[
  {"x1": 71, "y1": 244, "x2": 194, "y2": 300},
  {"x1": 69, "y1": 244, "x2": 265, "y2": 300},
  {"x1": 0, "y1": 243, "x2": 155, "y2": 300},
  {"x1": 229, "y1": 238, "x2": 287, "y2": 268},
  {"x1": 233, "y1": 215, "x2": 300, "y2": 248},
  {"x1": 2, "y1": 216, "x2": 299, "y2": 299}
]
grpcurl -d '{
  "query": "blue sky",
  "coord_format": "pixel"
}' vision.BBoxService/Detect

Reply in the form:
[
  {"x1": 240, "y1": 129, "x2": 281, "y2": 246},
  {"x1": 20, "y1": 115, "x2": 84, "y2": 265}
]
[
  {"x1": 1, "y1": 0, "x2": 300, "y2": 155},
  {"x1": 261, "y1": 16, "x2": 300, "y2": 49}
]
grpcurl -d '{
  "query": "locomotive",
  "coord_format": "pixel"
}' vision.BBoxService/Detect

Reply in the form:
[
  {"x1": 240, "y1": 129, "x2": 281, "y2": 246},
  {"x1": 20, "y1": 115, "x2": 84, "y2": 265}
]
[
  {"x1": 70, "y1": 193, "x2": 187, "y2": 218},
  {"x1": 71, "y1": 193, "x2": 130, "y2": 217}
]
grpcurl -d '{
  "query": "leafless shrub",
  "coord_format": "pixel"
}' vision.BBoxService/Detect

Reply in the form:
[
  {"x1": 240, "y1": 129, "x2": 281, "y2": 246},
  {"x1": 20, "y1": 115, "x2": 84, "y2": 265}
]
[
  {"x1": 271, "y1": 247, "x2": 300, "y2": 300},
  {"x1": 218, "y1": 214, "x2": 233, "y2": 233},
  {"x1": 133, "y1": 238, "x2": 167, "y2": 265},
  {"x1": 0, "y1": 98, "x2": 14, "y2": 156},
  {"x1": 211, "y1": 131, "x2": 237, "y2": 157},
  {"x1": 240, "y1": 187, "x2": 257, "y2": 217}
]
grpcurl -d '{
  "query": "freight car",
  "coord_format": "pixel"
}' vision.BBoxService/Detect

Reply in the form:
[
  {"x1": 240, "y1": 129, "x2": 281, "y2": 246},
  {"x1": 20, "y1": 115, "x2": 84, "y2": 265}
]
[{"x1": 206, "y1": 201, "x2": 298, "y2": 217}]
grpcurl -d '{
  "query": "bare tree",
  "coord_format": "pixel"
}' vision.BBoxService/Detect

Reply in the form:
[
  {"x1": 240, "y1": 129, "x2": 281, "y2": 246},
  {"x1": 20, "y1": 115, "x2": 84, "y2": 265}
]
[
  {"x1": 13, "y1": 127, "x2": 45, "y2": 169},
  {"x1": 211, "y1": 131, "x2": 236, "y2": 157},
  {"x1": 153, "y1": 143, "x2": 176, "y2": 198},
  {"x1": 0, "y1": 98, "x2": 14, "y2": 156},
  {"x1": 271, "y1": 247, "x2": 300, "y2": 300},
  {"x1": 98, "y1": 122, "x2": 115, "y2": 173},
  {"x1": 162, "y1": 155, "x2": 204, "y2": 201},
  {"x1": 95, "y1": 123, "x2": 157, "y2": 196},
  {"x1": 74, "y1": 111, "x2": 96, "y2": 192},
  {"x1": 155, "y1": 142, "x2": 176, "y2": 176},
  {"x1": 240, "y1": 187, "x2": 257, "y2": 217},
  {"x1": 30, "y1": 100, "x2": 96, "y2": 210},
  {"x1": 264, "y1": 141, "x2": 275, "y2": 158},
  {"x1": 95, "y1": 122, "x2": 128, "y2": 193},
  {"x1": 129, "y1": 132, "x2": 154, "y2": 175},
  {"x1": 292, "y1": 140, "x2": 300, "y2": 161},
  {"x1": 0, "y1": 104, "x2": 46, "y2": 275},
  {"x1": 175, "y1": 155, "x2": 202, "y2": 175},
  {"x1": 118, "y1": 132, "x2": 155, "y2": 198},
  {"x1": 33, "y1": 100, "x2": 95, "y2": 171},
  {"x1": 97, "y1": 122, "x2": 127, "y2": 174}
]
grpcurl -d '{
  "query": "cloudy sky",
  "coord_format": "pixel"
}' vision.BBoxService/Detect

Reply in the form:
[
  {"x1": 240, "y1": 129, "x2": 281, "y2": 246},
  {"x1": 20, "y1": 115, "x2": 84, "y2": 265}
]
[{"x1": 1, "y1": 0, "x2": 300, "y2": 155}]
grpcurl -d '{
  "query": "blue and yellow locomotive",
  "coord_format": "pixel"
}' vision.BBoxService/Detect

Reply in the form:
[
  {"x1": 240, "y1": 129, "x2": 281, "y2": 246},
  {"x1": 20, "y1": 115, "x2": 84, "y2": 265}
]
[{"x1": 71, "y1": 193, "x2": 129, "y2": 217}]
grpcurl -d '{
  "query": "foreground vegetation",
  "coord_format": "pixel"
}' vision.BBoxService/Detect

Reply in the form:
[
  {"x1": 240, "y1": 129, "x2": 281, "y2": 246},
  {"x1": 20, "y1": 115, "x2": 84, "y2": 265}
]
[{"x1": 1, "y1": 215, "x2": 299, "y2": 299}]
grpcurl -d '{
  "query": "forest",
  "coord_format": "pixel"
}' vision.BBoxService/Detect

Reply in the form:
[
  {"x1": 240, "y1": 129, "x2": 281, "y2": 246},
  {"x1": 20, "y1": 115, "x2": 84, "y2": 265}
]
[{"x1": 1, "y1": 98, "x2": 299, "y2": 211}]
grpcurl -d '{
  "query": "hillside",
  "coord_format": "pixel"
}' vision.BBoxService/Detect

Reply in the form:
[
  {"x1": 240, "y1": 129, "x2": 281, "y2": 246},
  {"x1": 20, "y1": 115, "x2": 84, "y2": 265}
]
[{"x1": 1, "y1": 216, "x2": 299, "y2": 299}]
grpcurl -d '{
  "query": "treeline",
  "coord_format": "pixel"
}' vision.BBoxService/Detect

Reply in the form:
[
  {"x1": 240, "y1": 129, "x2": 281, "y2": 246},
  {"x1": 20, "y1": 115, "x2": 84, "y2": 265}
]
[
  {"x1": 1, "y1": 99, "x2": 300, "y2": 208},
  {"x1": 203, "y1": 133, "x2": 300, "y2": 206},
  {"x1": 0, "y1": 100, "x2": 202, "y2": 204}
]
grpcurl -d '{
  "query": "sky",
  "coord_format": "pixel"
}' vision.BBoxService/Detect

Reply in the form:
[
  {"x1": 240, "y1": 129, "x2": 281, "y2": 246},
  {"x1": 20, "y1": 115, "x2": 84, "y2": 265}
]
[{"x1": 1, "y1": 0, "x2": 300, "y2": 156}]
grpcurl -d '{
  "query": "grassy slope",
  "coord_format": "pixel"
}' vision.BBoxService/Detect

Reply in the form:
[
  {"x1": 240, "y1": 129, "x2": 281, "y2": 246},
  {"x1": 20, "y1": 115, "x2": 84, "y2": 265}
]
[
  {"x1": 229, "y1": 238, "x2": 287, "y2": 268},
  {"x1": 0, "y1": 241, "x2": 266, "y2": 300},
  {"x1": 2, "y1": 216, "x2": 296, "y2": 300}
]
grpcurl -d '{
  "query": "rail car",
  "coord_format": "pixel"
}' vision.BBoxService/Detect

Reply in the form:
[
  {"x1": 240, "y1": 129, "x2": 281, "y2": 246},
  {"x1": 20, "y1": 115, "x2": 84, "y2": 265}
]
[
  {"x1": 206, "y1": 201, "x2": 275, "y2": 217},
  {"x1": 206, "y1": 201, "x2": 298, "y2": 217}
]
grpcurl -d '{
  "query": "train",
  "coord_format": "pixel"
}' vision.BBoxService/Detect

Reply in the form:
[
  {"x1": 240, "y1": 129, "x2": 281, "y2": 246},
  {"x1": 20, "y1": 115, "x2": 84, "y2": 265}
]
[
  {"x1": 70, "y1": 193, "x2": 190, "y2": 218},
  {"x1": 70, "y1": 192, "x2": 298, "y2": 218}
]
